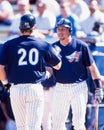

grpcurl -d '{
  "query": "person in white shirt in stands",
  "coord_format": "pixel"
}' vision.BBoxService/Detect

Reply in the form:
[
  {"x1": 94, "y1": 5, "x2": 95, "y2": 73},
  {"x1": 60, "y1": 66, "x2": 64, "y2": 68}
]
[
  {"x1": 33, "y1": 0, "x2": 56, "y2": 39},
  {"x1": 8, "y1": 0, "x2": 31, "y2": 37},
  {"x1": 80, "y1": 0, "x2": 104, "y2": 37},
  {"x1": 39, "y1": 0, "x2": 60, "y2": 17},
  {"x1": 33, "y1": 0, "x2": 60, "y2": 17},
  {"x1": 68, "y1": 0, "x2": 90, "y2": 22},
  {"x1": 0, "y1": 0, "x2": 14, "y2": 26}
]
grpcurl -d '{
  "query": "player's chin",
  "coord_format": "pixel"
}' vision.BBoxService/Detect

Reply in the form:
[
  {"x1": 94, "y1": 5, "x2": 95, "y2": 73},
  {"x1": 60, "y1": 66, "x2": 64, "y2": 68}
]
[{"x1": 59, "y1": 37, "x2": 65, "y2": 40}]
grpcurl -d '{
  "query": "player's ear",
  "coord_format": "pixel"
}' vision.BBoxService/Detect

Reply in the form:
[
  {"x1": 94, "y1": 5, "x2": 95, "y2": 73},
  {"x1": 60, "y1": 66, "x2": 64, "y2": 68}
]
[{"x1": 33, "y1": 24, "x2": 36, "y2": 30}]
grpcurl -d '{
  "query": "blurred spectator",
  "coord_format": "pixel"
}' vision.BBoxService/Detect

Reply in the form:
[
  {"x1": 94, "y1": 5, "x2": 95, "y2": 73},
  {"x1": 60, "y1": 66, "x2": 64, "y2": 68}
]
[
  {"x1": 33, "y1": 0, "x2": 60, "y2": 17},
  {"x1": 68, "y1": 0, "x2": 90, "y2": 22},
  {"x1": 8, "y1": 0, "x2": 31, "y2": 37},
  {"x1": 8, "y1": 0, "x2": 17, "y2": 5},
  {"x1": 41, "y1": 0, "x2": 60, "y2": 16},
  {"x1": 79, "y1": 0, "x2": 104, "y2": 38},
  {"x1": 85, "y1": 0, "x2": 104, "y2": 6},
  {"x1": 0, "y1": 0, "x2": 14, "y2": 26},
  {"x1": 33, "y1": 0, "x2": 56, "y2": 38},
  {"x1": 54, "y1": 1, "x2": 80, "y2": 37}
]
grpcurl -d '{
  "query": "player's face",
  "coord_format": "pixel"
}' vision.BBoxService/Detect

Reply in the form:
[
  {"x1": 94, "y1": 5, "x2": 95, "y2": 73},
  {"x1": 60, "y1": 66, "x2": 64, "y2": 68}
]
[{"x1": 56, "y1": 26, "x2": 70, "y2": 41}]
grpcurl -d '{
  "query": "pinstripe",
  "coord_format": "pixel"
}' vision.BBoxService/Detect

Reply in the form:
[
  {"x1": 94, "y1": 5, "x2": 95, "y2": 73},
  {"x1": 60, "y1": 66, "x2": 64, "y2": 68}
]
[
  {"x1": 42, "y1": 87, "x2": 55, "y2": 130},
  {"x1": 71, "y1": 82, "x2": 88, "y2": 130},
  {"x1": 52, "y1": 81, "x2": 88, "y2": 130},
  {"x1": 10, "y1": 83, "x2": 44, "y2": 130}
]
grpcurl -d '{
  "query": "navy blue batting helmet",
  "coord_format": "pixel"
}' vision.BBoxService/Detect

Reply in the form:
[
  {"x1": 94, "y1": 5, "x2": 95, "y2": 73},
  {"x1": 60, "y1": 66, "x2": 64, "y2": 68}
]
[
  {"x1": 19, "y1": 14, "x2": 36, "y2": 30},
  {"x1": 56, "y1": 18, "x2": 72, "y2": 32}
]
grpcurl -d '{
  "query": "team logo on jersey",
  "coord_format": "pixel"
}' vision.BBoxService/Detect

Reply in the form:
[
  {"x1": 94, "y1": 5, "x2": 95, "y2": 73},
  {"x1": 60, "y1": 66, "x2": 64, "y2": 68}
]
[{"x1": 66, "y1": 51, "x2": 81, "y2": 62}]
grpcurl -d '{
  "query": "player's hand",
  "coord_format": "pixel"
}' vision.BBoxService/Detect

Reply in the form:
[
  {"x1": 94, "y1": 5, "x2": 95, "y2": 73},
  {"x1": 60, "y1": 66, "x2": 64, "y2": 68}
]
[
  {"x1": 95, "y1": 88, "x2": 103, "y2": 103},
  {"x1": 45, "y1": 67, "x2": 53, "y2": 79},
  {"x1": 4, "y1": 83, "x2": 11, "y2": 91},
  {"x1": 45, "y1": 70, "x2": 51, "y2": 79}
]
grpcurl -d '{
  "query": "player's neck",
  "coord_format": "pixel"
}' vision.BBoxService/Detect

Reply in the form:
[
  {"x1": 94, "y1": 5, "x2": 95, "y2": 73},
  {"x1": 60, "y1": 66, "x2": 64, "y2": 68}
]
[{"x1": 60, "y1": 36, "x2": 72, "y2": 46}]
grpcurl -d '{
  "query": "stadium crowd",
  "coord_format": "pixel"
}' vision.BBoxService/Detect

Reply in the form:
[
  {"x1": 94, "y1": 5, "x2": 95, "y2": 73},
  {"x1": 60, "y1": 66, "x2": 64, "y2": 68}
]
[{"x1": 0, "y1": 0, "x2": 104, "y2": 130}]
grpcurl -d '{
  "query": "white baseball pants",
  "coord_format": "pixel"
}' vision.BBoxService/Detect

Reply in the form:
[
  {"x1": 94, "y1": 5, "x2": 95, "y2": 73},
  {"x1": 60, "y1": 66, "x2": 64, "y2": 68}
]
[
  {"x1": 52, "y1": 81, "x2": 88, "y2": 130},
  {"x1": 10, "y1": 83, "x2": 44, "y2": 130},
  {"x1": 42, "y1": 87, "x2": 54, "y2": 130}
]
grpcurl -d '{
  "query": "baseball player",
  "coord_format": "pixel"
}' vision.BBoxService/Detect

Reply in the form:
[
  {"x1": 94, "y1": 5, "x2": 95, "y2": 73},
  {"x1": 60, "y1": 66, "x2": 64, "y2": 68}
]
[
  {"x1": 0, "y1": 14, "x2": 61, "y2": 130},
  {"x1": 51, "y1": 18, "x2": 103, "y2": 130}
]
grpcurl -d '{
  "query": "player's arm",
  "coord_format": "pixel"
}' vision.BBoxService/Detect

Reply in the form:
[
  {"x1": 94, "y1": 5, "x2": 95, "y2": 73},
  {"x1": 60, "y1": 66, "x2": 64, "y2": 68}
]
[
  {"x1": 89, "y1": 62, "x2": 103, "y2": 103},
  {"x1": 0, "y1": 65, "x2": 11, "y2": 90},
  {"x1": 52, "y1": 61, "x2": 62, "y2": 70},
  {"x1": 0, "y1": 65, "x2": 7, "y2": 82},
  {"x1": 89, "y1": 62, "x2": 104, "y2": 87},
  {"x1": 89, "y1": 62, "x2": 101, "y2": 79},
  {"x1": 45, "y1": 61, "x2": 61, "y2": 79}
]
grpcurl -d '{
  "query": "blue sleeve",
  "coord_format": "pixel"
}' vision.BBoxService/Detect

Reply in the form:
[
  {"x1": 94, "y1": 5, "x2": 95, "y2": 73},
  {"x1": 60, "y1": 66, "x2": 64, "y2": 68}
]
[{"x1": 44, "y1": 44, "x2": 61, "y2": 67}]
